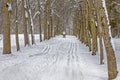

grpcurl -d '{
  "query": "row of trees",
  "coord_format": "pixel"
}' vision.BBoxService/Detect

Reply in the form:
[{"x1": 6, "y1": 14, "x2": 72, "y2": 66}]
[
  {"x1": 1, "y1": 0, "x2": 119, "y2": 79},
  {"x1": 106, "y1": 0, "x2": 120, "y2": 37},
  {"x1": 2, "y1": 0, "x2": 67, "y2": 54},
  {"x1": 1, "y1": 0, "x2": 77, "y2": 54},
  {"x1": 73, "y1": 0, "x2": 118, "y2": 79}
]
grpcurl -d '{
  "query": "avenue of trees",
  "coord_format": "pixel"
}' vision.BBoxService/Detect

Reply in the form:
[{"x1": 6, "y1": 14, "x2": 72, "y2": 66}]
[
  {"x1": 73, "y1": 0, "x2": 118, "y2": 79},
  {"x1": 0, "y1": 0, "x2": 119, "y2": 79}
]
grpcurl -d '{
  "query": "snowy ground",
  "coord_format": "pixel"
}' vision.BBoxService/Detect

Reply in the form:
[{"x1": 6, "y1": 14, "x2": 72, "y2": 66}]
[{"x1": 0, "y1": 35, "x2": 120, "y2": 80}]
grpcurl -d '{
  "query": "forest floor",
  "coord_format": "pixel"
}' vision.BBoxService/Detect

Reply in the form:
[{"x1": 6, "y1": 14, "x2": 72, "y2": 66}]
[{"x1": 0, "y1": 35, "x2": 120, "y2": 80}]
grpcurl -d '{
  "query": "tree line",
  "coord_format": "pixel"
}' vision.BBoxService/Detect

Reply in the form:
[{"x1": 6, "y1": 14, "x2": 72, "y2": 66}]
[
  {"x1": 72, "y1": 0, "x2": 118, "y2": 79},
  {"x1": 0, "y1": 0, "x2": 119, "y2": 79},
  {"x1": 2, "y1": 0, "x2": 67, "y2": 54}
]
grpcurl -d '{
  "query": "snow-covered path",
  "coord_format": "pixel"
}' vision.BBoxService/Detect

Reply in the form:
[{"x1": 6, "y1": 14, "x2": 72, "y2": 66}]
[{"x1": 0, "y1": 35, "x2": 109, "y2": 80}]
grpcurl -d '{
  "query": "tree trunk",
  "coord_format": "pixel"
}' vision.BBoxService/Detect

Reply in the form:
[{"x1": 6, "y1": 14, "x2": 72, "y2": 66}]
[
  {"x1": 44, "y1": 0, "x2": 48, "y2": 40},
  {"x1": 94, "y1": 0, "x2": 104, "y2": 64},
  {"x1": 15, "y1": 0, "x2": 20, "y2": 51},
  {"x1": 56, "y1": 16, "x2": 59, "y2": 35},
  {"x1": 79, "y1": 6, "x2": 84, "y2": 43},
  {"x1": 22, "y1": 0, "x2": 29, "y2": 46},
  {"x1": 47, "y1": 0, "x2": 51, "y2": 39},
  {"x1": 37, "y1": 0, "x2": 42, "y2": 42},
  {"x1": 100, "y1": 7, "x2": 118, "y2": 80},
  {"x1": 100, "y1": 0, "x2": 118, "y2": 79},
  {"x1": 27, "y1": 0, "x2": 35, "y2": 45},
  {"x1": 3, "y1": 0, "x2": 11, "y2": 54},
  {"x1": 54, "y1": 15, "x2": 59, "y2": 36},
  {"x1": 84, "y1": 1, "x2": 89, "y2": 46},
  {"x1": 73, "y1": 16, "x2": 75, "y2": 36},
  {"x1": 88, "y1": 0, "x2": 98, "y2": 55},
  {"x1": 50, "y1": 15, "x2": 53, "y2": 37}
]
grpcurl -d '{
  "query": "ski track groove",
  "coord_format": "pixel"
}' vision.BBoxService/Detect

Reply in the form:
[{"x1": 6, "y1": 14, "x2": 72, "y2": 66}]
[
  {"x1": 0, "y1": 36, "x2": 86, "y2": 80},
  {"x1": 66, "y1": 42, "x2": 84, "y2": 80},
  {"x1": 29, "y1": 45, "x2": 51, "y2": 57},
  {"x1": 0, "y1": 44, "x2": 52, "y2": 73}
]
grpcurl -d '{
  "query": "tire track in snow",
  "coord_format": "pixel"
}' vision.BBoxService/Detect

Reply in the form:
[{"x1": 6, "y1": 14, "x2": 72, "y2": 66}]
[
  {"x1": 0, "y1": 36, "x2": 85, "y2": 80},
  {"x1": 35, "y1": 41, "x2": 67, "y2": 78},
  {"x1": 74, "y1": 43, "x2": 84, "y2": 80},
  {"x1": 74, "y1": 43, "x2": 79, "y2": 62},
  {"x1": 67, "y1": 43, "x2": 72, "y2": 66},
  {"x1": 29, "y1": 41, "x2": 65, "y2": 73},
  {"x1": 0, "y1": 45, "x2": 52, "y2": 74},
  {"x1": 29, "y1": 45, "x2": 51, "y2": 57},
  {"x1": 0, "y1": 43, "x2": 58, "y2": 80},
  {"x1": 66, "y1": 42, "x2": 84, "y2": 80},
  {"x1": 67, "y1": 43, "x2": 77, "y2": 66},
  {"x1": 39, "y1": 41, "x2": 73, "y2": 80}
]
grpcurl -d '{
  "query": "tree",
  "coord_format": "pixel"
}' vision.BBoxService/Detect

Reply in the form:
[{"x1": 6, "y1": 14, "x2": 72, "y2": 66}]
[
  {"x1": 94, "y1": 0, "x2": 104, "y2": 64},
  {"x1": 44, "y1": 0, "x2": 48, "y2": 40},
  {"x1": 15, "y1": 0, "x2": 20, "y2": 51},
  {"x1": 74, "y1": 0, "x2": 118, "y2": 79},
  {"x1": 47, "y1": 0, "x2": 51, "y2": 39},
  {"x1": 105, "y1": 0, "x2": 120, "y2": 37},
  {"x1": 88, "y1": 0, "x2": 98, "y2": 55},
  {"x1": 26, "y1": 0, "x2": 35, "y2": 45},
  {"x1": 37, "y1": 0, "x2": 42, "y2": 42},
  {"x1": 44, "y1": 0, "x2": 52, "y2": 40},
  {"x1": 3, "y1": 0, "x2": 12, "y2": 54},
  {"x1": 100, "y1": 7, "x2": 118, "y2": 79},
  {"x1": 54, "y1": 15, "x2": 59, "y2": 36},
  {"x1": 22, "y1": 0, "x2": 29, "y2": 46}
]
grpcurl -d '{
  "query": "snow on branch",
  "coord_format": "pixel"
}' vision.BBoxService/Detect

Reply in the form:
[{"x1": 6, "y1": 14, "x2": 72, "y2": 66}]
[
  {"x1": 112, "y1": 1, "x2": 120, "y2": 13},
  {"x1": 33, "y1": 11, "x2": 40, "y2": 19},
  {"x1": 25, "y1": 11, "x2": 28, "y2": 18},
  {"x1": 51, "y1": 0, "x2": 56, "y2": 7},
  {"x1": 7, "y1": 3, "x2": 12, "y2": 12},
  {"x1": 112, "y1": 1, "x2": 120, "y2": 6}
]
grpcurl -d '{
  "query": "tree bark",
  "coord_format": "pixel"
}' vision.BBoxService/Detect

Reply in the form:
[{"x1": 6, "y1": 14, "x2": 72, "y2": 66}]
[
  {"x1": 94, "y1": 0, "x2": 104, "y2": 64},
  {"x1": 22, "y1": 0, "x2": 29, "y2": 46},
  {"x1": 100, "y1": 7, "x2": 118, "y2": 79},
  {"x1": 47, "y1": 0, "x2": 51, "y2": 39},
  {"x1": 88, "y1": 0, "x2": 98, "y2": 55},
  {"x1": 37, "y1": 0, "x2": 42, "y2": 42},
  {"x1": 44, "y1": 0, "x2": 48, "y2": 40},
  {"x1": 15, "y1": 0, "x2": 20, "y2": 51},
  {"x1": 3, "y1": 0, "x2": 11, "y2": 54},
  {"x1": 27, "y1": 0, "x2": 35, "y2": 45},
  {"x1": 50, "y1": 15, "x2": 53, "y2": 37}
]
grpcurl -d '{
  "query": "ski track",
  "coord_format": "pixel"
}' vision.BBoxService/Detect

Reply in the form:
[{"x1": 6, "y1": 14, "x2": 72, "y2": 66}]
[{"x1": 0, "y1": 35, "x2": 108, "y2": 80}]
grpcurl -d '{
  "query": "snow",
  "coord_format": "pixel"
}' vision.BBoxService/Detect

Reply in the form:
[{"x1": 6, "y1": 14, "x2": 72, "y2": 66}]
[
  {"x1": 7, "y1": 3, "x2": 12, "y2": 12},
  {"x1": 0, "y1": 34, "x2": 120, "y2": 80},
  {"x1": 33, "y1": 11, "x2": 40, "y2": 19},
  {"x1": 25, "y1": 11, "x2": 28, "y2": 18},
  {"x1": 29, "y1": 9, "x2": 34, "y2": 33}
]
